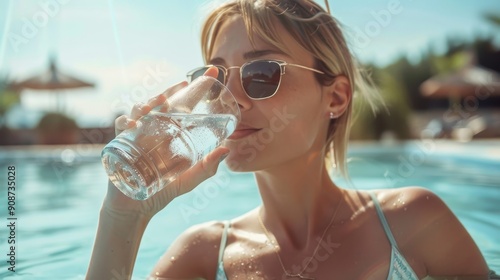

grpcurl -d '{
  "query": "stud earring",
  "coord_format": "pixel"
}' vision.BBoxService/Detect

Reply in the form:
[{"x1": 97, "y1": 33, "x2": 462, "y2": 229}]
[{"x1": 329, "y1": 112, "x2": 336, "y2": 119}]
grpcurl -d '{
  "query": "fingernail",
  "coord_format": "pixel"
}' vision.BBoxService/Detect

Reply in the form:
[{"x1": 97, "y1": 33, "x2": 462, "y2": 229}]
[
  {"x1": 125, "y1": 119, "x2": 135, "y2": 126},
  {"x1": 139, "y1": 103, "x2": 150, "y2": 112},
  {"x1": 219, "y1": 153, "x2": 229, "y2": 163}
]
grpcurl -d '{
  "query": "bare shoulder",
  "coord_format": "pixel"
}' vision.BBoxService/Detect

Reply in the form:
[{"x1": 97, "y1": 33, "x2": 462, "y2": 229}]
[
  {"x1": 374, "y1": 186, "x2": 447, "y2": 217},
  {"x1": 368, "y1": 187, "x2": 447, "y2": 248},
  {"x1": 368, "y1": 186, "x2": 448, "y2": 235},
  {"x1": 150, "y1": 220, "x2": 227, "y2": 279},
  {"x1": 372, "y1": 187, "x2": 489, "y2": 277}
]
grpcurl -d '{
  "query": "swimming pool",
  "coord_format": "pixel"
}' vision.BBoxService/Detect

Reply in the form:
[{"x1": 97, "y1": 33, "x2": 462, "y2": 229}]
[{"x1": 0, "y1": 140, "x2": 499, "y2": 279}]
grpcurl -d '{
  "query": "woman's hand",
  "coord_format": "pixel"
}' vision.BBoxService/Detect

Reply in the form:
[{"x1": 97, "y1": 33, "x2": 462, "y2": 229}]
[
  {"x1": 87, "y1": 71, "x2": 229, "y2": 278},
  {"x1": 102, "y1": 67, "x2": 230, "y2": 221}
]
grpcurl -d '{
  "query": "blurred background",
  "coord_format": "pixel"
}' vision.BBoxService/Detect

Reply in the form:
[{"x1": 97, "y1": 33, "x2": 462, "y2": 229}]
[{"x1": 0, "y1": 0, "x2": 499, "y2": 145}]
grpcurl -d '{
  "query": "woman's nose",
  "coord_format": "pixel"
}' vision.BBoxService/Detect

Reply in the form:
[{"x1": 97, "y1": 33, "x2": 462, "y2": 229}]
[{"x1": 225, "y1": 69, "x2": 252, "y2": 112}]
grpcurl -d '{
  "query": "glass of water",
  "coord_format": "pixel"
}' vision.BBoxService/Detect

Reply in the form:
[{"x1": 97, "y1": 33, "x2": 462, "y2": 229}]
[{"x1": 101, "y1": 76, "x2": 240, "y2": 200}]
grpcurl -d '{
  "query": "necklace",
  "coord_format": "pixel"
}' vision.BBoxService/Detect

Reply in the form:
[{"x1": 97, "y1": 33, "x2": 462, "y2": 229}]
[{"x1": 257, "y1": 193, "x2": 344, "y2": 280}]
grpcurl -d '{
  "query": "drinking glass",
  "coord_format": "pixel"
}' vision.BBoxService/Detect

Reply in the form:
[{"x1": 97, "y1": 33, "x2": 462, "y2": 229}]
[{"x1": 101, "y1": 76, "x2": 240, "y2": 200}]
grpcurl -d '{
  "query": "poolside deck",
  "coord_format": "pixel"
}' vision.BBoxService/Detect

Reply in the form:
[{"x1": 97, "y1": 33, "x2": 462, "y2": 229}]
[{"x1": 409, "y1": 109, "x2": 500, "y2": 140}]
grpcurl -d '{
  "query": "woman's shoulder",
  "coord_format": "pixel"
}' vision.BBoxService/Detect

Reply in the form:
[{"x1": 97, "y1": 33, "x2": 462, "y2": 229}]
[
  {"x1": 351, "y1": 186, "x2": 446, "y2": 223},
  {"x1": 151, "y1": 220, "x2": 228, "y2": 278},
  {"x1": 175, "y1": 220, "x2": 230, "y2": 257},
  {"x1": 366, "y1": 187, "x2": 489, "y2": 276},
  {"x1": 372, "y1": 186, "x2": 445, "y2": 212},
  {"x1": 182, "y1": 220, "x2": 229, "y2": 239},
  {"x1": 174, "y1": 208, "x2": 259, "y2": 250},
  {"x1": 368, "y1": 186, "x2": 451, "y2": 237}
]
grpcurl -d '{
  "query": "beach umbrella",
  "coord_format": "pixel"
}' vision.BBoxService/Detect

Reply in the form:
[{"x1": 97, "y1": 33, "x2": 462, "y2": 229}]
[
  {"x1": 420, "y1": 66, "x2": 500, "y2": 140},
  {"x1": 9, "y1": 57, "x2": 94, "y2": 112},
  {"x1": 420, "y1": 66, "x2": 500, "y2": 99}
]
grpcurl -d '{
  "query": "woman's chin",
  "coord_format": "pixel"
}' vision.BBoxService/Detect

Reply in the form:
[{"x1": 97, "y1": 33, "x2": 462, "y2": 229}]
[{"x1": 221, "y1": 153, "x2": 261, "y2": 173}]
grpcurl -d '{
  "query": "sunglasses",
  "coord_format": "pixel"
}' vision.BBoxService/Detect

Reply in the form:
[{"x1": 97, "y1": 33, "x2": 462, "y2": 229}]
[{"x1": 186, "y1": 59, "x2": 325, "y2": 100}]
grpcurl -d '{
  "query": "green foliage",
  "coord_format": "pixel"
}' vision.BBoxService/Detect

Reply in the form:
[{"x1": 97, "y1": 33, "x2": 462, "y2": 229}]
[
  {"x1": 350, "y1": 61, "x2": 413, "y2": 140},
  {"x1": 350, "y1": 33, "x2": 499, "y2": 140},
  {"x1": 432, "y1": 51, "x2": 471, "y2": 74},
  {"x1": 484, "y1": 13, "x2": 500, "y2": 27},
  {"x1": 36, "y1": 112, "x2": 79, "y2": 132},
  {"x1": 0, "y1": 90, "x2": 20, "y2": 116},
  {"x1": 0, "y1": 79, "x2": 21, "y2": 124}
]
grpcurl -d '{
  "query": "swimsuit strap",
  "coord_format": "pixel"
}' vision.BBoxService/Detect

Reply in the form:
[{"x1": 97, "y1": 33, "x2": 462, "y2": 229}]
[
  {"x1": 369, "y1": 192, "x2": 399, "y2": 250},
  {"x1": 218, "y1": 220, "x2": 231, "y2": 264}
]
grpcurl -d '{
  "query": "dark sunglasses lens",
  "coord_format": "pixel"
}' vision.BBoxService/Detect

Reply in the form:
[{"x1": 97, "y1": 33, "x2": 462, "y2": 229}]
[
  {"x1": 242, "y1": 61, "x2": 281, "y2": 99},
  {"x1": 189, "y1": 68, "x2": 207, "y2": 82},
  {"x1": 215, "y1": 66, "x2": 226, "y2": 83},
  {"x1": 189, "y1": 67, "x2": 225, "y2": 84}
]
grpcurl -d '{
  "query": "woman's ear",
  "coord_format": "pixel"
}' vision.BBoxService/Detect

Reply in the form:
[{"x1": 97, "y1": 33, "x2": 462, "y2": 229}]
[{"x1": 324, "y1": 75, "x2": 351, "y2": 118}]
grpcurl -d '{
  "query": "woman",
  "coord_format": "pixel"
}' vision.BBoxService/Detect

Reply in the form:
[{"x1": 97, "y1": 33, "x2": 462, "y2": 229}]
[{"x1": 87, "y1": 0, "x2": 490, "y2": 279}]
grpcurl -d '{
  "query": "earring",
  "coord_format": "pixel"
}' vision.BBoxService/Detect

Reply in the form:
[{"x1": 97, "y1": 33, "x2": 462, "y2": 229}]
[{"x1": 329, "y1": 112, "x2": 336, "y2": 119}]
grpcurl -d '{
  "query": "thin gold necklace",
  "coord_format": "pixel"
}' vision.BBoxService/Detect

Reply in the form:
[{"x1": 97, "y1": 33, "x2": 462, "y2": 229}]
[{"x1": 257, "y1": 193, "x2": 344, "y2": 280}]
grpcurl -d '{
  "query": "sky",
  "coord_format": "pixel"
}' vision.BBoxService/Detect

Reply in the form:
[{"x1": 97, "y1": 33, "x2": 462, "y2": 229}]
[{"x1": 0, "y1": 0, "x2": 499, "y2": 128}]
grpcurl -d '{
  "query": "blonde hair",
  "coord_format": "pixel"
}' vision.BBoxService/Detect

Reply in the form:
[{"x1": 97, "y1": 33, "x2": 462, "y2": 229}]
[{"x1": 200, "y1": 0, "x2": 381, "y2": 178}]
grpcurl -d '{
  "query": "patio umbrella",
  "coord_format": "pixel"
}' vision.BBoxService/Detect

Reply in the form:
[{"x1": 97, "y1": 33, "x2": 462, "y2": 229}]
[
  {"x1": 9, "y1": 57, "x2": 95, "y2": 112},
  {"x1": 420, "y1": 66, "x2": 500, "y2": 140},
  {"x1": 420, "y1": 66, "x2": 500, "y2": 99}
]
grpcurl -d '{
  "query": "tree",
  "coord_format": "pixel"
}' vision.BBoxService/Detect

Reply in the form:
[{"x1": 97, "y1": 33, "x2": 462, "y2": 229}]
[{"x1": 0, "y1": 77, "x2": 20, "y2": 128}]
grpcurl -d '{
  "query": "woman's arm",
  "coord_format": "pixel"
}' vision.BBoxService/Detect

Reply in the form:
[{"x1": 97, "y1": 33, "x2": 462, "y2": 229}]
[
  {"x1": 86, "y1": 68, "x2": 229, "y2": 280},
  {"x1": 86, "y1": 195, "x2": 151, "y2": 279},
  {"x1": 86, "y1": 146, "x2": 228, "y2": 280}
]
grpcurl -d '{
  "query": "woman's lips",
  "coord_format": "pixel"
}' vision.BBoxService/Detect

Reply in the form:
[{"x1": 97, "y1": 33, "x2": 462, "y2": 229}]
[{"x1": 228, "y1": 128, "x2": 260, "y2": 140}]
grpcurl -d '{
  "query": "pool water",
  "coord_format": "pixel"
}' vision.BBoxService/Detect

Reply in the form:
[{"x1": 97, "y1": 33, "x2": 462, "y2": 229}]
[{"x1": 0, "y1": 140, "x2": 499, "y2": 279}]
